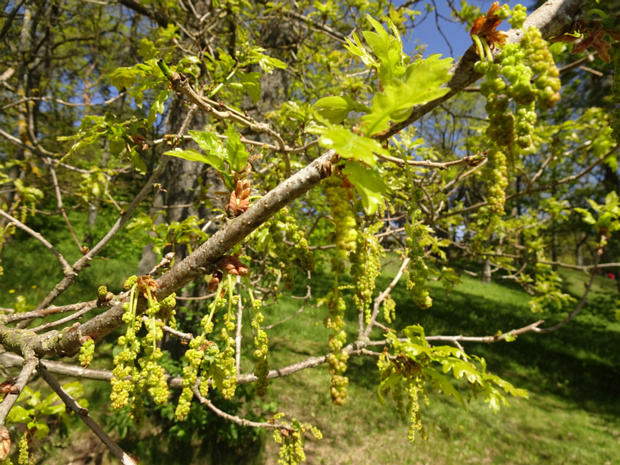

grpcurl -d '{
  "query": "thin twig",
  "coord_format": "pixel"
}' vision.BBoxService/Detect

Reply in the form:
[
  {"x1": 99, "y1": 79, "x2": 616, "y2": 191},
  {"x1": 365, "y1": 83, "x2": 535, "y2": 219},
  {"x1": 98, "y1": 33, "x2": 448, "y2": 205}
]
[
  {"x1": 3, "y1": 300, "x2": 98, "y2": 324},
  {"x1": 235, "y1": 276, "x2": 243, "y2": 376},
  {"x1": 30, "y1": 303, "x2": 103, "y2": 333},
  {"x1": 0, "y1": 353, "x2": 38, "y2": 425},
  {"x1": 38, "y1": 363, "x2": 138, "y2": 465},
  {"x1": 167, "y1": 72, "x2": 287, "y2": 151},
  {"x1": 440, "y1": 148, "x2": 615, "y2": 221},
  {"x1": 375, "y1": 151, "x2": 487, "y2": 170},
  {"x1": 365, "y1": 257, "x2": 410, "y2": 338},
  {"x1": 263, "y1": 306, "x2": 305, "y2": 330},
  {"x1": 0, "y1": 208, "x2": 71, "y2": 271},
  {"x1": 425, "y1": 320, "x2": 546, "y2": 343},
  {"x1": 49, "y1": 165, "x2": 82, "y2": 251},
  {"x1": 533, "y1": 262, "x2": 598, "y2": 333},
  {"x1": 192, "y1": 387, "x2": 284, "y2": 429}
]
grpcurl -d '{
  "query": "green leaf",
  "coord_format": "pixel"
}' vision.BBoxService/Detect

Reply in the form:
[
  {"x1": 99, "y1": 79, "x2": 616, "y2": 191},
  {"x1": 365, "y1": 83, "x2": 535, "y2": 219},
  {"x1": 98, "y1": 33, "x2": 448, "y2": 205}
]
[
  {"x1": 164, "y1": 148, "x2": 226, "y2": 172},
  {"x1": 6, "y1": 405, "x2": 30, "y2": 423},
  {"x1": 224, "y1": 127, "x2": 249, "y2": 172},
  {"x1": 148, "y1": 89, "x2": 170, "y2": 125},
  {"x1": 138, "y1": 38, "x2": 158, "y2": 61},
  {"x1": 320, "y1": 126, "x2": 388, "y2": 166},
  {"x1": 62, "y1": 381, "x2": 84, "y2": 399},
  {"x1": 342, "y1": 161, "x2": 390, "y2": 214},
  {"x1": 314, "y1": 96, "x2": 351, "y2": 124},
  {"x1": 421, "y1": 366, "x2": 466, "y2": 409},
  {"x1": 604, "y1": 153, "x2": 618, "y2": 171},
  {"x1": 177, "y1": 55, "x2": 201, "y2": 79},
  {"x1": 109, "y1": 67, "x2": 142, "y2": 91},
  {"x1": 362, "y1": 16, "x2": 405, "y2": 81},
  {"x1": 377, "y1": 373, "x2": 401, "y2": 405},
  {"x1": 362, "y1": 55, "x2": 453, "y2": 135},
  {"x1": 131, "y1": 150, "x2": 147, "y2": 175},
  {"x1": 344, "y1": 33, "x2": 379, "y2": 67},
  {"x1": 313, "y1": 96, "x2": 369, "y2": 124},
  {"x1": 30, "y1": 421, "x2": 50, "y2": 439},
  {"x1": 239, "y1": 72, "x2": 262, "y2": 103},
  {"x1": 188, "y1": 130, "x2": 228, "y2": 170}
]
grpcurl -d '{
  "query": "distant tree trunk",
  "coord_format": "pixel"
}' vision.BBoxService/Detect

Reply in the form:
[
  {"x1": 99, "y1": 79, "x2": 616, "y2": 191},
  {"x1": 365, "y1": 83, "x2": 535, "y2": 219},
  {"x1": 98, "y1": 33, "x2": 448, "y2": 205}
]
[
  {"x1": 136, "y1": 96, "x2": 211, "y2": 275},
  {"x1": 575, "y1": 232, "x2": 588, "y2": 267},
  {"x1": 482, "y1": 257, "x2": 491, "y2": 284}
]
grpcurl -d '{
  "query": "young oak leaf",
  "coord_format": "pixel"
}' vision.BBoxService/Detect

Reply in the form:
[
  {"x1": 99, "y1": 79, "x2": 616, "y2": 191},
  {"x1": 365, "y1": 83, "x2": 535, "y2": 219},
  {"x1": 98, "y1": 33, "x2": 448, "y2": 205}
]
[
  {"x1": 341, "y1": 161, "x2": 390, "y2": 215},
  {"x1": 313, "y1": 96, "x2": 369, "y2": 124},
  {"x1": 363, "y1": 16, "x2": 407, "y2": 81},
  {"x1": 362, "y1": 54, "x2": 453, "y2": 136},
  {"x1": 319, "y1": 126, "x2": 388, "y2": 166}
]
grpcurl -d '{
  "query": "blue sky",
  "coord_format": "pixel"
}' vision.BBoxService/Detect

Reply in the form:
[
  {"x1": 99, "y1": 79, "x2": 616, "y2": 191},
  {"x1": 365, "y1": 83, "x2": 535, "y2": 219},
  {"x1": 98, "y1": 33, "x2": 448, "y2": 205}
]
[{"x1": 405, "y1": 0, "x2": 529, "y2": 60}]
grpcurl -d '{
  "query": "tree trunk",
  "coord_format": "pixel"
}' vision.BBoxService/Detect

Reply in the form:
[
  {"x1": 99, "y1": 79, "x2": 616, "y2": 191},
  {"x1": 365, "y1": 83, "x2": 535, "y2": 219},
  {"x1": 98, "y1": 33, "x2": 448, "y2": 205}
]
[{"x1": 482, "y1": 257, "x2": 492, "y2": 284}]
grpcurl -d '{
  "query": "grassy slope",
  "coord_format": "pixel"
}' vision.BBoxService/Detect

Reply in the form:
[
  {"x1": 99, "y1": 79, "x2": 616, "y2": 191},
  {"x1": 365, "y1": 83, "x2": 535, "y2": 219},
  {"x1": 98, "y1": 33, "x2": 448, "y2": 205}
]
[{"x1": 254, "y1": 267, "x2": 620, "y2": 465}]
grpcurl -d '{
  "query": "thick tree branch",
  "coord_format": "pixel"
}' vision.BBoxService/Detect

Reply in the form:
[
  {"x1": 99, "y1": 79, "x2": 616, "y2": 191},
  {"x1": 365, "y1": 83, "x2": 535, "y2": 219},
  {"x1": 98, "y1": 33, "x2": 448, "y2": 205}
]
[{"x1": 33, "y1": 106, "x2": 199, "y2": 311}]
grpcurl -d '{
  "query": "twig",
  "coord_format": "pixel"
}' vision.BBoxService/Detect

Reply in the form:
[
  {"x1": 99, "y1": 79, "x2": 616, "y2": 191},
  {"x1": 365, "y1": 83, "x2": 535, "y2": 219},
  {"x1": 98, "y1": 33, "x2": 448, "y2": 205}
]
[
  {"x1": 290, "y1": 270, "x2": 312, "y2": 300},
  {"x1": 0, "y1": 93, "x2": 126, "y2": 111},
  {"x1": 375, "y1": 152, "x2": 487, "y2": 170},
  {"x1": 3, "y1": 300, "x2": 98, "y2": 324},
  {"x1": 0, "y1": 353, "x2": 38, "y2": 425},
  {"x1": 38, "y1": 363, "x2": 138, "y2": 465},
  {"x1": 0, "y1": 208, "x2": 71, "y2": 272},
  {"x1": 263, "y1": 305, "x2": 306, "y2": 330},
  {"x1": 192, "y1": 387, "x2": 283, "y2": 429},
  {"x1": 280, "y1": 10, "x2": 347, "y2": 43},
  {"x1": 165, "y1": 70, "x2": 287, "y2": 151},
  {"x1": 533, "y1": 265, "x2": 597, "y2": 333},
  {"x1": 440, "y1": 148, "x2": 614, "y2": 221},
  {"x1": 147, "y1": 252, "x2": 175, "y2": 276},
  {"x1": 157, "y1": 320, "x2": 194, "y2": 341},
  {"x1": 425, "y1": 320, "x2": 546, "y2": 344},
  {"x1": 175, "y1": 293, "x2": 216, "y2": 301},
  {"x1": 364, "y1": 257, "x2": 410, "y2": 338},
  {"x1": 30, "y1": 303, "x2": 102, "y2": 333},
  {"x1": 49, "y1": 164, "x2": 82, "y2": 251}
]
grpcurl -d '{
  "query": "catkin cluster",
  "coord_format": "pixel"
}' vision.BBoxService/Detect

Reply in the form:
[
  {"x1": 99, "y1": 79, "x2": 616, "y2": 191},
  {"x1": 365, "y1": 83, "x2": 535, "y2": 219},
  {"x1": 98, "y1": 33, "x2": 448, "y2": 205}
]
[
  {"x1": 175, "y1": 275, "x2": 238, "y2": 420},
  {"x1": 273, "y1": 421, "x2": 322, "y2": 465},
  {"x1": 79, "y1": 337, "x2": 95, "y2": 368},
  {"x1": 268, "y1": 209, "x2": 315, "y2": 290},
  {"x1": 323, "y1": 174, "x2": 358, "y2": 257},
  {"x1": 251, "y1": 298, "x2": 270, "y2": 397},
  {"x1": 377, "y1": 352, "x2": 428, "y2": 442},
  {"x1": 110, "y1": 276, "x2": 176, "y2": 425},
  {"x1": 405, "y1": 210, "x2": 433, "y2": 309},
  {"x1": 323, "y1": 287, "x2": 349, "y2": 405},
  {"x1": 476, "y1": 23, "x2": 560, "y2": 214},
  {"x1": 350, "y1": 224, "x2": 383, "y2": 324}
]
